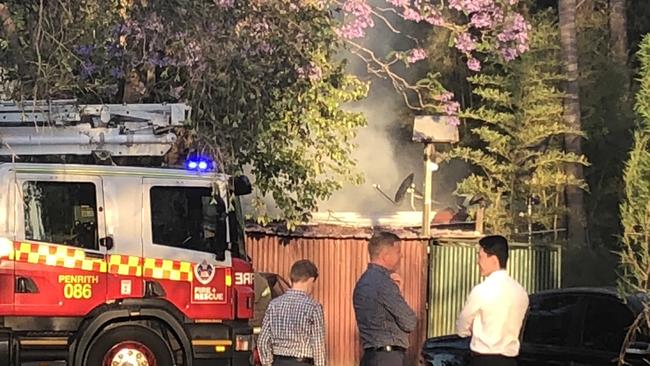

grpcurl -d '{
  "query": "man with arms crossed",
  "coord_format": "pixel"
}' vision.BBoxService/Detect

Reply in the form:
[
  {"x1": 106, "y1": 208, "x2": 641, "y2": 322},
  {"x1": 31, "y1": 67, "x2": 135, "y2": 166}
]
[
  {"x1": 259, "y1": 259, "x2": 326, "y2": 366},
  {"x1": 353, "y1": 231, "x2": 417, "y2": 366},
  {"x1": 457, "y1": 235, "x2": 529, "y2": 366}
]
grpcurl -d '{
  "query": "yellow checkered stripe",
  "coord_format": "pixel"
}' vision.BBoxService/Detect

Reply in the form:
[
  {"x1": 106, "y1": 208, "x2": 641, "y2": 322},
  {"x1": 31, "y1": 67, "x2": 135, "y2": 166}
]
[
  {"x1": 108, "y1": 254, "x2": 142, "y2": 277},
  {"x1": 142, "y1": 257, "x2": 193, "y2": 282},
  {"x1": 0, "y1": 240, "x2": 193, "y2": 282},
  {"x1": 14, "y1": 242, "x2": 107, "y2": 273}
]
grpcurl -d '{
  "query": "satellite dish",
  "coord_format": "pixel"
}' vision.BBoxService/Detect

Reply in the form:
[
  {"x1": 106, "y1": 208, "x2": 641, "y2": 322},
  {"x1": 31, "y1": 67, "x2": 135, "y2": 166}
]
[
  {"x1": 469, "y1": 194, "x2": 488, "y2": 206},
  {"x1": 394, "y1": 173, "x2": 415, "y2": 204}
]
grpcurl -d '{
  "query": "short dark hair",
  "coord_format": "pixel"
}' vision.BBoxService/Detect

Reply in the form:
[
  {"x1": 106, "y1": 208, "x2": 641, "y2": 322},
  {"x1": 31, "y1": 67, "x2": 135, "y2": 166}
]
[
  {"x1": 479, "y1": 235, "x2": 509, "y2": 269},
  {"x1": 368, "y1": 231, "x2": 400, "y2": 260},
  {"x1": 290, "y1": 259, "x2": 319, "y2": 283}
]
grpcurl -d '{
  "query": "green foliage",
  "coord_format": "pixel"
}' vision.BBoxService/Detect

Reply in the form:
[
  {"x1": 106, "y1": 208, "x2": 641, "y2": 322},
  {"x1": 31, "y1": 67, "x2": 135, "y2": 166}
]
[
  {"x1": 618, "y1": 34, "x2": 650, "y2": 294},
  {"x1": 449, "y1": 14, "x2": 588, "y2": 239},
  {"x1": 0, "y1": 0, "x2": 368, "y2": 225},
  {"x1": 576, "y1": 2, "x2": 636, "y2": 248}
]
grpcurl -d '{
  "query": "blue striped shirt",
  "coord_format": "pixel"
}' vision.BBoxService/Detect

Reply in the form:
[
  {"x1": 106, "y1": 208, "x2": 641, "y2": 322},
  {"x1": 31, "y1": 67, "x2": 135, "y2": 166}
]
[{"x1": 353, "y1": 264, "x2": 417, "y2": 349}]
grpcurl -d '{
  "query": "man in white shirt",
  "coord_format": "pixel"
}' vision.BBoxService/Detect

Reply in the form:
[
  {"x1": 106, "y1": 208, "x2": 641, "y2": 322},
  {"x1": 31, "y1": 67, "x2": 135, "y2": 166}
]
[{"x1": 456, "y1": 235, "x2": 529, "y2": 366}]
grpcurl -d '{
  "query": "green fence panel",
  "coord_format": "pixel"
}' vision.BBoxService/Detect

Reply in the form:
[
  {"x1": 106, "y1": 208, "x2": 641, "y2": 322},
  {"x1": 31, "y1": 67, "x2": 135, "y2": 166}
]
[{"x1": 427, "y1": 241, "x2": 562, "y2": 337}]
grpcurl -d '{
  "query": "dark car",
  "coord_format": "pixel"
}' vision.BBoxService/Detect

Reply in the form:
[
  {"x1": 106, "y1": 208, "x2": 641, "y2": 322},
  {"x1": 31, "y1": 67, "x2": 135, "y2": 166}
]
[
  {"x1": 422, "y1": 287, "x2": 650, "y2": 366},
  {"x1": 259, "y1": 271, "x2": 291, "y2": 299}
]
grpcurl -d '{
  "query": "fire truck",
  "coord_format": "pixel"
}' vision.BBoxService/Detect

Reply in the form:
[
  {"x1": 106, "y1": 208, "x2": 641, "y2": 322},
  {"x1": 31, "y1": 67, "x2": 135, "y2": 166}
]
[{"x1": 0, "y1": 100, "x2": 255, "y2": 366}]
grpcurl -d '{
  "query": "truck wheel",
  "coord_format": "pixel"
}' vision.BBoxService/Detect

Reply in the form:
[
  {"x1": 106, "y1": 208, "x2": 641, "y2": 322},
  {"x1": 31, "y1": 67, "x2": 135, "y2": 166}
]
[{"x1": 83, "y1": 324, "x2": 174, "y2": 366}]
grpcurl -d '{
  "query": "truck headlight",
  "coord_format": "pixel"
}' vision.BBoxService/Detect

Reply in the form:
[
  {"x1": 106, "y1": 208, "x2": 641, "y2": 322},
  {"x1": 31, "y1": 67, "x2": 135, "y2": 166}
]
[{"x1": 0, "y1": 238, "x2": 13, "y2": 259}]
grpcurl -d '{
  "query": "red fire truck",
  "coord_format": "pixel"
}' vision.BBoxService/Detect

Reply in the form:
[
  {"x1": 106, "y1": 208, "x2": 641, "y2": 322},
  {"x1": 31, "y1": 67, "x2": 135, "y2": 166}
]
[{"x1": 0, "y1": 100, "x2": 255, "y2": 365}]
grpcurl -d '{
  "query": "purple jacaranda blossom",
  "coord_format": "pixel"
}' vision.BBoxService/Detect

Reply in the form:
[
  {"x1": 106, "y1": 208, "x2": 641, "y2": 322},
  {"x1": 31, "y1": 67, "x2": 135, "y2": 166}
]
[
  {"x1": 182, "y1": 41, "x2": 203, "y2": 66},
  {"x1": 495, "y1": 13, "x2": 530, "y2": 60},
  {"x1": 424, "y1": 12, "x2": 445, "y2": 26},
  {"x1": 339, "y1": 0, "x2": 374, "y2": 39},
  {"x1": 454, "y1": 32, "x2": 477, "y2": 54},
  {"x1": 439, "y1": 96, "x2": 461, "y2": 127},
  {"x1": 500, "y1": 47, "x2": 518, "y2": 61},
  {"x1": 106, "y1": 43, "x2": 124, "y2": 58},
  {"x1": 256, "y1": 42, "x2": 274, "y2": 55},
  {"x1": 448, "y1": 0, "x2": 495, "y2": 13},
  {"x1": 114, "y1": 19, "x2": 143, "y2": 40},
  {"x1": 171, "y1": 86, "x2": 184, "y2": 99},
  {"x1": 402, "y1": 8, "x2": 422, "y2": 22},
  {"x1": 214, "y1": 0, "x2": 234, "y2": 8},
  {"x1": 470, "y1": 12, "x2": 494, "y2": 28},
  {"x1": 297, "y1": 62, "x2": 323, "y2": 82},
  {"x1": 434, "y1": 92, "x2": 455, "y2": 102},
  {"x1": 252, "y1": 20, "x2": 271, "y2": 37},
  {"x1": 498, "y1": 14, "x2": 529, "y2": 41},
  {"x1": 148, "y1": 52, "x2": 173, "y2": 67},
  {"x1": 467, "y1": 57, "x2": 481, "y2": 71},
  {"x1": 75, "y1": 45, "x2": 95, "y2": 58},
  {"x1": 444, "y1": 101, "x2": 461, "y2": 115},
  {"x1": 110, "y1": 23, "x2": 128, "y2": 38},
  {"x1": 406, "y1": 48, "x2": 427, "y2": 64},
  {"x1": 308, "y1": 66, "x2": 323, "y2": 82},
  {"x1": 110, "y1": 67, "x2": 125, "y2": 79},
  {"x1": 338, "y1": 25, "x2": 365, "y2": 39},
  {"x1": 80, "y1": 61, "x2": 97, "y2": 80},
  {"x1": 143, "y1": 13, "x2": 164, "y2": 33},
  {"x1": 446, "y1": 116, "x2": 461, "y2": 126},
  {"x1": 418, "y1": 3, "x2": 445, "y2": 26}
]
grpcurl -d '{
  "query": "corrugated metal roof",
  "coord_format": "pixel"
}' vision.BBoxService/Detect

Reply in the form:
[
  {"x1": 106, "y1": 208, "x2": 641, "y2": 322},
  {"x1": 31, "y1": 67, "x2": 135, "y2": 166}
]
[{"x1": 246, "y1": 222, "x2": 481, "y2": 240}]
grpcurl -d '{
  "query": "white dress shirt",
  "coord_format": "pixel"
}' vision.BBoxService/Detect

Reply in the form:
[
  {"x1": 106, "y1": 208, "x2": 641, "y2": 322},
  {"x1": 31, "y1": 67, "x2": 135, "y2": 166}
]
[{"x1": 456, "y1": 270, "x2": 529, "y2": 357}]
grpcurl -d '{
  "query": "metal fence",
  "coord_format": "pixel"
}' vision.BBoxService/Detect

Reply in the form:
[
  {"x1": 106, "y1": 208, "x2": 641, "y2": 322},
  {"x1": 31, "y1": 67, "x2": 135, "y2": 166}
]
[
  {"x1": 427, "y1": 241, "x2": 562, "y2": 337},
  {"x1": 246, "y1": 232, "x2": 429, "y2": 366}
]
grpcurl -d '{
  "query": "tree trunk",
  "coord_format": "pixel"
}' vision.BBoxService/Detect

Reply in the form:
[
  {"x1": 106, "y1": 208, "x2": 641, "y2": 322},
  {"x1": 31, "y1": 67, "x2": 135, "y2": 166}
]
[
  {"x1": 610, "y1": 0, "x2": 629, "y2": 95},
  {"x1": 609, "y1": 0, "x2": 628, "y2": 65},
  {"x1": 0, "y1": 3, "x2": 24, "y2": 69},
  {"x1": 559, "y1": 0, "x2": 587, "y2": 246}
]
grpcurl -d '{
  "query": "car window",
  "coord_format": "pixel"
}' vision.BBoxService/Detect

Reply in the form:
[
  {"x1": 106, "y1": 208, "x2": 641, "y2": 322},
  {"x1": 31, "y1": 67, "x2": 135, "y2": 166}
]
[
  {"x1": 150, "y1": 186, "x2": 227, "y2": 256},
  {"x1": 580, "y1": 297, "x2": 634, "y2": 353},
  {"x1": 23, "y1": 181, "x2": 98, "y2": 250},
  {"x1": 523, "y1": 295, "x2": 580, "y2": 346},
  {"x1": 277, "y1": 276, "x2": 290, "y2": 294}
]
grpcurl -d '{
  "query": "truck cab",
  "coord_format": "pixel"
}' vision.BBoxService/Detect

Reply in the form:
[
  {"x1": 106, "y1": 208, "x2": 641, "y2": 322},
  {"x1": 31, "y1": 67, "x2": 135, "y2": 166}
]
[{"x1": 0, "y1": 100, "x2": 254, "y2": 366}]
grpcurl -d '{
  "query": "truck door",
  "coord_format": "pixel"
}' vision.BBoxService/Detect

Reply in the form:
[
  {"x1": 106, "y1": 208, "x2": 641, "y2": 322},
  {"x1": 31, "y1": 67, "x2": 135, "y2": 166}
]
[
  {"x1": 142, "y1": 178, "x2": 234, "y2": 320},
  {"x1": 0, "y1": 170, "x2": 16, "y2": 314},
  {"x1": 14, "y1": 173, "x2": 108, "y2": 316}
]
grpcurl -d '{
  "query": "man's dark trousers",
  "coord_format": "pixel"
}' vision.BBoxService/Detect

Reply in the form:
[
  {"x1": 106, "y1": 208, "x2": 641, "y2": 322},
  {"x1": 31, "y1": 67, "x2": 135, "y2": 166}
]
[
  {"x1": 470, "y1": 354, "x2": 517, "y2": 366},
  {"x1": 360, "y1": 349, "x2": 405, "y2": 366},
  {"x1": 272, "y1": 357, "x2": 313, "y2": 366}
]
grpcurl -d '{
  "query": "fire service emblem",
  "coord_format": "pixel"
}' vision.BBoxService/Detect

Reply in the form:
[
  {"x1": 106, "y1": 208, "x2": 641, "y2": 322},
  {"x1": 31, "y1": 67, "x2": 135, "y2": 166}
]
[{"x1": 194, "y1": 260, "x2": 215, "y2": 285}]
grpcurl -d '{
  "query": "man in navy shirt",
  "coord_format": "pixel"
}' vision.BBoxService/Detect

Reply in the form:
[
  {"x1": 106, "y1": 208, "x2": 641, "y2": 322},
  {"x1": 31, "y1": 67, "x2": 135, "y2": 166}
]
[{"x1": 353, "y1": 231, "x2": 417, "y2": 366}]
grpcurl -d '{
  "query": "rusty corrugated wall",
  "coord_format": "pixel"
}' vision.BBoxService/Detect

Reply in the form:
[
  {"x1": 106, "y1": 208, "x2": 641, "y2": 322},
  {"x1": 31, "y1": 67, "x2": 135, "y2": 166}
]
[
  {"x1": 427, "y1": 241, "x2": 562, "y2": 337},
  {"x1": 247, "y1": 234, "x2": 429, "y2": 366}
]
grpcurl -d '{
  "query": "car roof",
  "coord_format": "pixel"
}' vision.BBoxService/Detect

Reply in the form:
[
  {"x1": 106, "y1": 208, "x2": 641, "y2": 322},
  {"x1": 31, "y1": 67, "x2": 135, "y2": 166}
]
[
  {"x1": 534, "y1": 287, "x2": 620, "y2": 297},
  {"x1": 532, "y1": 286, "x2": 646, "y2": 314}
]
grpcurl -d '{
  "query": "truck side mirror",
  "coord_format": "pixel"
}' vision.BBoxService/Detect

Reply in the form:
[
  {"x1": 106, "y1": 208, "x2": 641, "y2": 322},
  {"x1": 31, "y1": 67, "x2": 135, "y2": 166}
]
[{"x1": 233, "y1": 175, "x2": 252, "y2": 196}]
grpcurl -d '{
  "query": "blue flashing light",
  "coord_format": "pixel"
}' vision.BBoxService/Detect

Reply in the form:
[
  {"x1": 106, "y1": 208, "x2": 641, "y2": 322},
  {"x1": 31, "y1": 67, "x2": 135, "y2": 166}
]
[{"x1": 185, "y1": 156, "x2": 214, "y2": 172}]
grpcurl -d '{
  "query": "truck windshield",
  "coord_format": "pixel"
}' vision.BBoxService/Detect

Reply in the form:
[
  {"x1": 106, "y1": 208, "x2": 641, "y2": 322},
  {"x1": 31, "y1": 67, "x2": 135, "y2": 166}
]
[{"x1": 150, "y1": 186, "x2": 228, "y2": 258}]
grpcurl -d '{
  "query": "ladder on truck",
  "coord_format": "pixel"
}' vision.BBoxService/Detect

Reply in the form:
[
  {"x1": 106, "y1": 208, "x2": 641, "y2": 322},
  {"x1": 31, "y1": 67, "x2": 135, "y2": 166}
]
[{"x1": 0, "y1": 99, "x2": 190, "y2": 158}]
